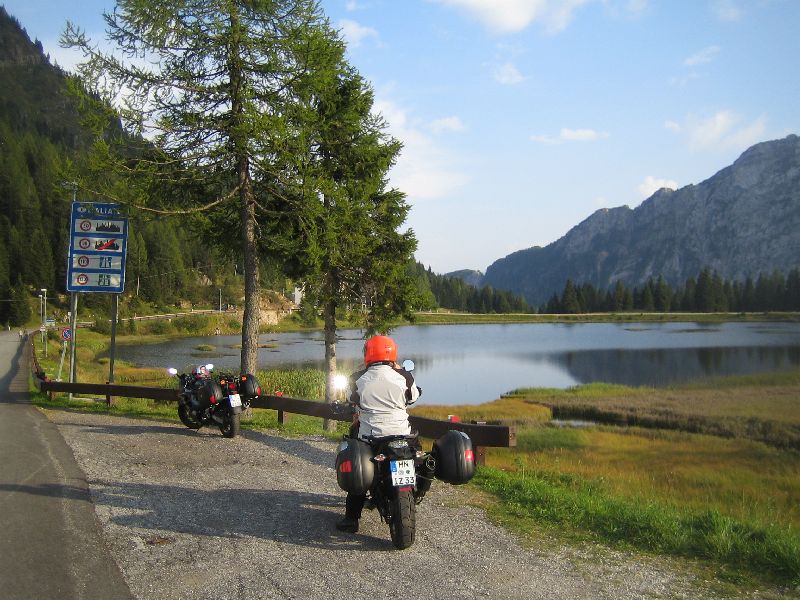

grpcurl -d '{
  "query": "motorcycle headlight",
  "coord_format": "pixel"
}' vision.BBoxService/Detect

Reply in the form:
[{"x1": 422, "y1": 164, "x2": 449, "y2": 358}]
[{"x1": 388, "y1": 440, "x2": 409, "y2": 449}]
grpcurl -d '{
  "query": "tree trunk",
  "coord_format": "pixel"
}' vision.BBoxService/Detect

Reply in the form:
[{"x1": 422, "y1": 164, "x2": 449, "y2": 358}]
[
  {"x1": 239, "y1": 173, "x2": 260, "y2": 375},
  {"x1": 323, "y1": 298, "x2": 337, "y2": 433}
]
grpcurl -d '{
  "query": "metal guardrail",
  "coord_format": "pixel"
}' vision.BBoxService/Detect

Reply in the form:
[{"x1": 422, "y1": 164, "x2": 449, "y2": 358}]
[{"x1": 30, "y1": 336, "x2": 516, "y2": 460}]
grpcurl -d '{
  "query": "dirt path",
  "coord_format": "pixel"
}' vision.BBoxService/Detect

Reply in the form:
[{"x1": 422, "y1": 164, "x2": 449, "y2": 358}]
[{"x1": 34, "y1": 408, "x2": 761, "y2": 600}]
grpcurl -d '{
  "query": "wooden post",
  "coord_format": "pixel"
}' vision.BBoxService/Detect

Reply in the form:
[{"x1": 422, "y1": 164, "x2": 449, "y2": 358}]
[
  {"x1": 473, "y1": 446, "x2": 486, "y2": 466},
  {"x1": 278, "y1": 410, "x2": 287, "y2": 425}
]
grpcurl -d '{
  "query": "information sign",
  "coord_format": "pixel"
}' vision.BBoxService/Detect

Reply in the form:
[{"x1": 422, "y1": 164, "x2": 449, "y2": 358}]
[{"x1": 67, "y1": 203, "x2": 128, "y2": 293}]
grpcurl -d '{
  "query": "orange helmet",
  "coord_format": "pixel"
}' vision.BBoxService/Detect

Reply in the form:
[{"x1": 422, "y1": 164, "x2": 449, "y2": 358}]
[{"x1": 363, "y1": 335, "x2": 397, "y2": 366}]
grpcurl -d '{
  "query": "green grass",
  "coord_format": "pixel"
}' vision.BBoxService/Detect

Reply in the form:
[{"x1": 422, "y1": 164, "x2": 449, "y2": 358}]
[{"x1": 475, "y1": 466, "x2": 800, "y2": 586}]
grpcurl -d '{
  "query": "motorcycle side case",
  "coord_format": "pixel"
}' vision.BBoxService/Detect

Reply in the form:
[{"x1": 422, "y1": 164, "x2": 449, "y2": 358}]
[
  {"x1": 238, "y1": 373, "x2": 261, "y2": 400},
  {"x1": 335, "y1": 438, "x2": 375, "y2": 495},
  {"x1": 194, "y1": 380, "x2": 224, "y2": 411},
  {"x1": 432, "y1": 430, "x2": 476, "y2": 485}
]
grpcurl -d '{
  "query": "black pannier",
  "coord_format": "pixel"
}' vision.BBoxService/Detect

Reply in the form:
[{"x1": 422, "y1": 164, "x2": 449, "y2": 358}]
[
  {"x1": 335, "y1": 438, "x2": 376, "y2": 495},
  {"x1": 238, "y1": 373, "x2": 261, "y2": 400},
  {"x1": 194, "y1": 380, "x2": 224, "y2": 411},
  {"x1": 432, "y1": 430, "x2": 475, "y2": 485}
]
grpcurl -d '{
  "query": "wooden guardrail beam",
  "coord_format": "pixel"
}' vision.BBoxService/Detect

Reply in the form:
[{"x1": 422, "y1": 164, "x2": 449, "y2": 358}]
[{"x1": 32, "y1": 357, "x2": 515, "y2": 452}]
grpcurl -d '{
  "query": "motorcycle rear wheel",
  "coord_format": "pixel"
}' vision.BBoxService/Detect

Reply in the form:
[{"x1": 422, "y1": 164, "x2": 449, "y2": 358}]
[
  {"x1": 219, "y1": 412, "x2": 241, "y2": 438},
  {"x1": 178, "y1": 404, "x2": 202, "y2": 429},
  {"x1": 389, "y1": 489, "x2": 416, "y2": 550}
]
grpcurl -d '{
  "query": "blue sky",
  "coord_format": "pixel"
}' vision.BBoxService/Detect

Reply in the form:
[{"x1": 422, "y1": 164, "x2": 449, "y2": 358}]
[{"x1": 4, "y1": 0, "x2": 799, "y2": 274}]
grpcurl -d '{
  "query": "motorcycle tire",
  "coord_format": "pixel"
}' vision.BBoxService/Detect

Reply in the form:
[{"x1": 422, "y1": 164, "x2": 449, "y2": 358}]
[
  {"x1": 219, "y1": 412, "x2": 241, "y2": 438},
  {"x1": 178, "y1": 404, "x2": 202, "y2": 429},
  {"x1": 388, "y1": 488, "x2": 416, "y2": 550}
]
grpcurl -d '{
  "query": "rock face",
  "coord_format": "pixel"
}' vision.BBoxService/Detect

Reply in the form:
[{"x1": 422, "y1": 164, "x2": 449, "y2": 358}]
[{"x1": 483, "y1": 135, "x2": 800, "y2": 306}]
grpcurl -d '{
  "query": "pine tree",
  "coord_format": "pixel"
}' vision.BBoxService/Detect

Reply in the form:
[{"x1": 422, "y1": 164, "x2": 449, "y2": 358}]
[{"x1": 63, "y1": 0, "x2": 342, "y2": 373}]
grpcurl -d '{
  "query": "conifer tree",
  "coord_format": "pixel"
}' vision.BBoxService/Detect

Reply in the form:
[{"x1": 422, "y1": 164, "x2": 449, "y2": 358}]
[{"x1": 63, "y1": 0, "x2": 343, "y2": 373}]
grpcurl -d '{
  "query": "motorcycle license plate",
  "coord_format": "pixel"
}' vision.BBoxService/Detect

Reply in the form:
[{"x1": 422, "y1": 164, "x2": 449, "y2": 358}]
[
  {"x1": 228, "y1": 393, "x2": 242, "y2": 408},
  {"x1": 390, "y1": 459, "x2": 416, "y2": 486}
]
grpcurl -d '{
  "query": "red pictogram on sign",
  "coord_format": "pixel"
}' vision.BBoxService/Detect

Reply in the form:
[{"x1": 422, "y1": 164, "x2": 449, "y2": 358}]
[
  {"x1": 78, "y1": 238, "x2": 91, "y2": 250},
  {"x1": 79, "y1": 220, "x2": 92, "y2": 231},
  {"x1": 77, "y1": 256, "x2": 89, "y2": 267},
  {"x1": 76, "y1": 274, "x2": 89, "y2": 285}
]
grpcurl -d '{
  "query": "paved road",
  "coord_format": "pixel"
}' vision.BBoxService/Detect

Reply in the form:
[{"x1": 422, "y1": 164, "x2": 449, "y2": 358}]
[{"x1": 0, "y1": 331, "x2": 132, "y2": 599}]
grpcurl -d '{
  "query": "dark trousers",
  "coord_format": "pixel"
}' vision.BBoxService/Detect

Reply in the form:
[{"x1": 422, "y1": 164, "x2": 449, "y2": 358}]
[{"x1": 345, "y1": 492, "x2": 366, "y2": 520}]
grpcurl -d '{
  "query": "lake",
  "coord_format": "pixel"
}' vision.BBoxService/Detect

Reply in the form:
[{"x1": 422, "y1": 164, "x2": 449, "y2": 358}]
[{"x1": 114, "y1": 321, "x2": 800, "y2": 405}]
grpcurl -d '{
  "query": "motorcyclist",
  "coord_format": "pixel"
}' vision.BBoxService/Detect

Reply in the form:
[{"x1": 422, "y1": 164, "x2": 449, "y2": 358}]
[{"x1": 336, "y1": 335, "x2": 421, "y2": 534}]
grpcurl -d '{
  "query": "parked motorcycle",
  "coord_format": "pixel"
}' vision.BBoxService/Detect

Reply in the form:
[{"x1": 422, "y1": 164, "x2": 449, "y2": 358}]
[
  {"x1": 215, "y1": 370, "x2": 262, "y2": 413},
  {"x1": 168, "y1": 363, "x2": 252, "y2": 438},
  {"x1": 335, "y1": 360, "x2": 476, "y2": 549}
]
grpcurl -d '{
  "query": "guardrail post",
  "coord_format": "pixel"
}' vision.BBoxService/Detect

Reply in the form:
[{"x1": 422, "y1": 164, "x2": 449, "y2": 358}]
[{"x1": 278, "y1": 409, "x2": 287, "y2": 425}]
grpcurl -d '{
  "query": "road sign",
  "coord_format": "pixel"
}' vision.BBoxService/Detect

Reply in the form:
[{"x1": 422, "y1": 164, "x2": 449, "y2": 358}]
[
  {"x1": 61, "y1": 328, "x2": 72, "y2": 341},
  {"x1": 67, "y1": 203, "x2": 128, "y2": 293}
]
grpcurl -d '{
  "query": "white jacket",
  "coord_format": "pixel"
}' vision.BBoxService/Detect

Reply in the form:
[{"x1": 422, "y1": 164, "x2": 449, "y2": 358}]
[{"x1": 350, "y1": 363, "x2": 420, "y2": 439}]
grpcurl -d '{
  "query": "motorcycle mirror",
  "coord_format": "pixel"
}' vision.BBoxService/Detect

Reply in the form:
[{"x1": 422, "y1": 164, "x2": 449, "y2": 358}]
[
  {"x1": 167, "y1": 368, "x2": 178, "y2": 376},
  {"x1": 401, "y1": 359, "x2": 415, "y2": 372},
  {"x1": 205, "y1": 363, "x2": 214, "y2": 371}
]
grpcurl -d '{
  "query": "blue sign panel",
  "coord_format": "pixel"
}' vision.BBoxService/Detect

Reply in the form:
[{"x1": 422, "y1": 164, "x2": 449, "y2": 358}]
[{"x1": 67, "y1": 202, "x2": 128, "y2": 293}]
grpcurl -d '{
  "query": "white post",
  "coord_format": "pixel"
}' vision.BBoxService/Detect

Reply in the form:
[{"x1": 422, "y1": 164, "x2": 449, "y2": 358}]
[{"x1": 40, "y1": 288, "x2": 47, "y2": 357}]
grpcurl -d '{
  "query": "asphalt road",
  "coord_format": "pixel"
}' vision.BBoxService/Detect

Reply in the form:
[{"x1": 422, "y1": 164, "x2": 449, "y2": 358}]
[{"x1": 0, "y1": 331, "x2": 132, "y2": 599}]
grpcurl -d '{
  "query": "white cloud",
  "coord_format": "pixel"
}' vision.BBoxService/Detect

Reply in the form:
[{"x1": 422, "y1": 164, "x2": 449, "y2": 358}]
[
  {"x1": 431, "y1": 0, "x2": 591, "y2": 34},
  {"x1": 638, "y1": 175, "x2": 678, "y2": 199},
  {"x1": 530, "y1": 127, "x2": 609, "y2": 143},
  {"x1": 713, "y1": 0, "x2": 742, "y2": 21},
  {"x1": 374, "y1": 98, "x2": 469, "y2": 200},
  {"x1": 664, "y1": 120, "x2": 681, "y2": 133},
  {"x1": 684, "y1": 45, "x2": 720, "y2": 67},
  {"x1": 346, "y1": 1, "x2": 359, "y2": 10},
  {"x1": 560, "y1": 128, "x2": 608, "y2": 141},
  {"x1": 431, "y1": 116, "x2": 466, "y2": 134},
  {"x1": 337, "y1": 19, "x2": 379, "y2": 48},
  {"x1": 493, "y1": 62, "x2": 525, "y2": 84},
  {"x1": 686, "y1": 111, "x2": 767, "y2": 150}
]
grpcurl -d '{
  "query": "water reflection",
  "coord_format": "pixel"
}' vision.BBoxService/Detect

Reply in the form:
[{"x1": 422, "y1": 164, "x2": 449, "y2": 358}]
[{"x1": 114, "y1": 321, "x2": 800, "y2": 405}]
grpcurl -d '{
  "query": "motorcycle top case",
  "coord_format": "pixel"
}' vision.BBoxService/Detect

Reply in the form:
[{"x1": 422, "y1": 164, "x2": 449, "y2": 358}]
[
  {"x1": 238, "y1": 373, "x2": 261, "y2": 400},
  {"x1": 335, "y1": 437, "x2": 375, "y2": 495},
  {"x1": 194, "y1": 379, "x2": 224, "y2": 411},
  {"x1": 432, "y1": 430, "x2": 475, "y2": 485}
]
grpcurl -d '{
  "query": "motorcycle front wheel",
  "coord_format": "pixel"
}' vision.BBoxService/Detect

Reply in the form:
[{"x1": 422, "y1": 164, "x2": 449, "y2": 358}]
[
  {"x1": 219, "y1": 411, "x2": 241, "y2": 438},
  {"x1": 178, "y1": 404, "x2": 202, "y2": 429},
  {"x1": 389, "y1": 488, "x2": 416, "y2": 550}
]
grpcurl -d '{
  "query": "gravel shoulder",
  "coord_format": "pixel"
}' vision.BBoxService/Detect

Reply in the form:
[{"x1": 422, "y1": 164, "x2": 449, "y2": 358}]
[{"x1": 41, "y1": 408, "x2": 788, "y2": 600}]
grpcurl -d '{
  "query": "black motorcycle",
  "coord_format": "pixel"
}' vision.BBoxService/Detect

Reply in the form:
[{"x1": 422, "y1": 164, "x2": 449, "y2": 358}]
[
  {"x1": 168, "y1": 363, "x2": 256, "y2": 439},
  {"x1": 335, "y1": 361, "x2": 475, "y2": 549}
]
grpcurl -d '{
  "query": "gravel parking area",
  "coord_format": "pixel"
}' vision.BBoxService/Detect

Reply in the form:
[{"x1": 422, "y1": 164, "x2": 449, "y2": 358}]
[{"x1": 41, "y1": 408, "x2": 783, "y2": 600}]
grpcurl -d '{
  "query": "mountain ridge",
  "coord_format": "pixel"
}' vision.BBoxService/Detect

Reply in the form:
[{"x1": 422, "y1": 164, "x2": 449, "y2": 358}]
[{"x1": 470, "y1": 135, "x2": 800, "y2": 306}]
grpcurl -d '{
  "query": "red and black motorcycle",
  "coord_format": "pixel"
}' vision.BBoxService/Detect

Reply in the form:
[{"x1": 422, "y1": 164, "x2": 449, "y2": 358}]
[{"x1": 168, "y1": 364, "x2": 260, "y2": 439}]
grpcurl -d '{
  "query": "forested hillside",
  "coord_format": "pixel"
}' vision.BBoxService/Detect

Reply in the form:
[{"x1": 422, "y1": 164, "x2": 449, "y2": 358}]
[{"x1": 0, "y1": 8, "x2": 269, "y2": 323}]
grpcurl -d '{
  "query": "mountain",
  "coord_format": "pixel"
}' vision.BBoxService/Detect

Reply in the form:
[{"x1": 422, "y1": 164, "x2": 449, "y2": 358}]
[
  {"x1": 482, "y1": 135, "x2": 800, "y2": 306},
  {"x1": 445, "y1": 269, "x2": 484, "y2": 287}
]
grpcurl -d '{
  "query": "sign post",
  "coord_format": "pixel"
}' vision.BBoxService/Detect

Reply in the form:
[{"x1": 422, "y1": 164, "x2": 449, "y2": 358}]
[
  {"x1": 67, "y1": 202, "x2": 128, "y2": 391},
  {"x1": 56, "y1": 328, "x2": 71, "y2": 381}
]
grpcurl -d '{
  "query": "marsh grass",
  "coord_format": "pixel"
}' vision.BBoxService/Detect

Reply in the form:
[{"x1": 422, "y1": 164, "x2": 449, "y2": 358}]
[{"x1": 506, "y1": 375, "x2": 800, "y2": 449}]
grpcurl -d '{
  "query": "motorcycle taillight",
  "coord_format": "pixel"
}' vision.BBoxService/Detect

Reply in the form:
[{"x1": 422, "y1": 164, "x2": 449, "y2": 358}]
[
  {"x1": 228, "y1": 383, "x2": 237, "y2": 391},
  {"x1": 210, "y1": 395, "x2": 217, "y2": 404},
  {"x1": 339, "y1": 460, "x2": 353, "y2": 473}
]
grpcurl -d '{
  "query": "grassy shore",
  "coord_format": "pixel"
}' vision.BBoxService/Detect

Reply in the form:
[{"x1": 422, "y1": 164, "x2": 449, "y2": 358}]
[{"x1": 29, "y1": 327, "x2": 800, "y2": 588}]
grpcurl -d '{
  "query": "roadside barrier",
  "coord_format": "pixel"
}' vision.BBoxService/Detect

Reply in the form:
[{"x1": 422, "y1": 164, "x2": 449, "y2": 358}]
[{"x1": 29, "y1": 336, "x2": 515, "y2": 461}]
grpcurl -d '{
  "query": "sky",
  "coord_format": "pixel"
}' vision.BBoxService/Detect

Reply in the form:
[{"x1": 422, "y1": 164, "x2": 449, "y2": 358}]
[{"x1": 4, "y1": 0, "x2": 800, "y2": 274}]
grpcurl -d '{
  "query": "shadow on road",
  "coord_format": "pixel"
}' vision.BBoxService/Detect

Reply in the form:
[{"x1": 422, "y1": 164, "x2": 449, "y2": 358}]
[{"x1": 1, "y1": 478, "x2": 396, "y2": 552}]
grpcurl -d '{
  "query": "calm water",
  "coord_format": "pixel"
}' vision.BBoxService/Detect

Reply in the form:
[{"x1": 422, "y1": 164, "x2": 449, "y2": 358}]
[{"x1": 114, "y1": 322, "x2": 800, "y2": 405}]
